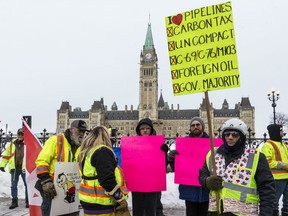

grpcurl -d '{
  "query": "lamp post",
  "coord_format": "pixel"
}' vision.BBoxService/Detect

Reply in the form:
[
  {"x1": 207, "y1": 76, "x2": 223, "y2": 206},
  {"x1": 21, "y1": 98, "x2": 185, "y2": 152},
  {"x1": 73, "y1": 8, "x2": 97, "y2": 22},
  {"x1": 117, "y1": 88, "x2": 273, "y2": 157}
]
[
  {"x1": 217, "y1": 127, "x2": 222, "y2": 138},
  {"x1": 267, "y1": 88, "x2": 280, "y2": 124},
  {"x1": 8, "y1": 131, "x2": 13, "y2": 141},
  {"x1": 0, "y1": 129, "x2": 5, "y2": 156},
  {"x1": 40, "y1": 128, "x2": 49, "y2": 144}
]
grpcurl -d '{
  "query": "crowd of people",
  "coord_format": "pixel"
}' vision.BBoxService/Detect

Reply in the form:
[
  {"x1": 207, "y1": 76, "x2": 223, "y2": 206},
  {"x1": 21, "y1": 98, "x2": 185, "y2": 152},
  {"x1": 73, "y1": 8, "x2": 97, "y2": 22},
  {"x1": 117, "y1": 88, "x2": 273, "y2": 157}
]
[{"x1": 0, "y1": 116, "x2": 287, "y2": 216}]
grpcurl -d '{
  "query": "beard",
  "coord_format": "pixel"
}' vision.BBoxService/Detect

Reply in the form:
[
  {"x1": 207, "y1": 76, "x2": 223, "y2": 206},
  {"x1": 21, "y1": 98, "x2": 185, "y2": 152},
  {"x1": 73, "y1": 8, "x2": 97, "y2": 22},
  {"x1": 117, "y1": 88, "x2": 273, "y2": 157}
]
[
  {"x1": 192, "y1": 129, "x2": 202, "y2": 136},
  {"x1": 71, "y1": 132, "x2": 82, "y2": 146}
]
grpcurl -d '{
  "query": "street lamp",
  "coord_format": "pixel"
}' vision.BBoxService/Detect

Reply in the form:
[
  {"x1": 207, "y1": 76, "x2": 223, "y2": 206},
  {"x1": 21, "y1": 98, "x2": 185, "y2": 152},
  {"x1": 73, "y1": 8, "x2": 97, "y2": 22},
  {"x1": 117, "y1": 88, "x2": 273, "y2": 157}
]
[
  {"x1": 40, "y1": 128, "x2": 49, "y2": 143},
  {"x1": 267, "y1": 88, "x2": 280, "y2": 124},
  {"x1": 217, "y1": 127, "x2": 222, "y2": 138}
]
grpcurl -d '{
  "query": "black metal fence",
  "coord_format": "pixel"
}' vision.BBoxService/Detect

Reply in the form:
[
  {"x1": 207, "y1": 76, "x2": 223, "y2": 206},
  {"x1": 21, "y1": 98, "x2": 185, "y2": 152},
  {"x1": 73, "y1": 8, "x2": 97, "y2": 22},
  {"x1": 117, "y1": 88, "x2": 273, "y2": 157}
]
[
  {"x1": 1, "y1": 129, "x2": 288, "y2": 158},
  {"x1": 0, "y1": 131, "x2": 49, "y2": 157}
]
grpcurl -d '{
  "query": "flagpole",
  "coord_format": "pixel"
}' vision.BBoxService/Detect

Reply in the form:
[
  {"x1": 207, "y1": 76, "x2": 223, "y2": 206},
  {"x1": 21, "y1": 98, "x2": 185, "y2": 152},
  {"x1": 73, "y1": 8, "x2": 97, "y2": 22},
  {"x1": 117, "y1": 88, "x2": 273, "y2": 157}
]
[{"x1": 204, "y1": 91, "x2": 220, "y2": 215}]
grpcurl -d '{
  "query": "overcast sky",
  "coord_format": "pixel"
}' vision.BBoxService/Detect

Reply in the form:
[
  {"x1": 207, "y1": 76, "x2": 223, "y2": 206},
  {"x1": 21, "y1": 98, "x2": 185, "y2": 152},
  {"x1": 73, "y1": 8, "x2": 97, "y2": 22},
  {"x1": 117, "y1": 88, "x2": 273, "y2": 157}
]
[{"x1": 0, "y1": 0, "x2": 287, "y2": 136}]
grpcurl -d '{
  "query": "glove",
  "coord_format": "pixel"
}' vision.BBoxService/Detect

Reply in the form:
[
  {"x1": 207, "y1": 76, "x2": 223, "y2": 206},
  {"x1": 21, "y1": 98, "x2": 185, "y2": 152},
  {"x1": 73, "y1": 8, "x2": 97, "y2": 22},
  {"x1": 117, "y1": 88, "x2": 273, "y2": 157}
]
[
  {"x1": 160, "y1": 144, "x2": 169, "y2": 153},
  {"x1": 206, "y1": 175, "x2": 223, "y2": 191},
  {"x1": 0, "y1": 167, "x2": 5, "y2": 172},
  {"x1": 41, "y1": 179, "x2": 57, "y2": 199},
  {"x1": 116, "y1": 199, "x2": 128, "y2": 211},
  {"x1": 108, "y1": 186, "x2": 131, "y2": 216},
  {"x1": 115, "y1": 199, "x2": 131, "y2": 216},
  {"x1": 167, "y1": 150, "x2": 179, "y2": 162}
]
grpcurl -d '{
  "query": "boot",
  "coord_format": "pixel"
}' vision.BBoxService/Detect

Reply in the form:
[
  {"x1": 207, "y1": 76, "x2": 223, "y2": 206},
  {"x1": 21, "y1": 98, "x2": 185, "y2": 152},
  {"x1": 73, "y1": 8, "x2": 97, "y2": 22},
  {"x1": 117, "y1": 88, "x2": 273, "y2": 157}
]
[
  {"x1": 25, "y1": 198, "x2": 29, "y2": 208},
  {"x1": 9, "y1": 199, "x2": 18, "y2": 209},
  {"x1": 272, "y1": 210, "x2": 279, "y2": 216}
]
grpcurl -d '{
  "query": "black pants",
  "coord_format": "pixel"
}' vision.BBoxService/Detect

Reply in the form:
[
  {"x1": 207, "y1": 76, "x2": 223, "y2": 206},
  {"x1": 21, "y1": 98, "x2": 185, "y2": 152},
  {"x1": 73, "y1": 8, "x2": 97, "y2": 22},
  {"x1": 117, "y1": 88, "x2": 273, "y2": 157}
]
[
  {"x1": 156, "y1": 192, "x2": 164, "y2": 216},
  {"x1": 185, "y1": 200, "x2": 209, "y2": 216},
  {"x1": 132, "y1": 192, "x2": 158, "y2": 216}
]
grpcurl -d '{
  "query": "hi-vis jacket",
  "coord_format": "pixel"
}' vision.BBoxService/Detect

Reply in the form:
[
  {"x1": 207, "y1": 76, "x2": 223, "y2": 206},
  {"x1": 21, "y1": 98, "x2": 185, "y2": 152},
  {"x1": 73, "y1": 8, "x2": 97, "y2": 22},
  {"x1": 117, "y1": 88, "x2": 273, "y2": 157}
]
[
  {"x1": 262, "y1": 140, "x2": 288, "y2": 180},
  {"x1": 36, "y1": 134, "x2": 80, "y2": 179},
  {"x1": 0, "y1": 140, "x2": 26, "y2": 172},
  {"x1": 78, "y1": 145, "x2": 128, "y2": 206},
  {"x1": 206, "y1": 148, "x2": 260, "y2": 216}
]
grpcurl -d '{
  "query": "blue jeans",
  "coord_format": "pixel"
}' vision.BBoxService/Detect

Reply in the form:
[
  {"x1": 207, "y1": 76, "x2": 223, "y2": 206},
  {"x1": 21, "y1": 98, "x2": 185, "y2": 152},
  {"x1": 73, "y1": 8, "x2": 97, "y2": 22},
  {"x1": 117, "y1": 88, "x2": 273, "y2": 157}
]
[
  {"x1": 10, "y1": 168, "x2": 28, "y2": 202},
  {"x1": 274, "y1": 179, "x2": 288, "y2": 212}
]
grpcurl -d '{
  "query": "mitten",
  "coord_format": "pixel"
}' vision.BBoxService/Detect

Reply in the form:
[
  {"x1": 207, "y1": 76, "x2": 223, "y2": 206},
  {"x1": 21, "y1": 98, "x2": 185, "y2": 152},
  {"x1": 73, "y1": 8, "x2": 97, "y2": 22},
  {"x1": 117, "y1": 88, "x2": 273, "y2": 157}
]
[
  {"x1": 115, "y1": 200, "x2": 131, "y2": 216},
  {"x1": 160, "y1": 144, "x2": 169, "y2": 153},
  {"x1": 0, "y1": 167, "x2": 5, "y2": 172},
  {"x1": 206, "y1": 175, "x2": 223, "y2": 191},
  {"x1": 41, "y1": 178, "x2": 57, "y2": 199},
  {"x1": 167, "y1": 150, "x2": 179, "y2": 162}
]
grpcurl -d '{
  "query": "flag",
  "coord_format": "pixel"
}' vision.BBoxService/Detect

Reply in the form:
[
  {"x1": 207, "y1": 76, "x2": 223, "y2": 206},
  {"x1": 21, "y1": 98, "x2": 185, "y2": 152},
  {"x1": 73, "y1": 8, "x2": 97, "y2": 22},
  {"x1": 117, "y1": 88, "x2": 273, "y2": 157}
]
[{"x1": 23, "y1": 120, "x2": 43, "y2": 216}]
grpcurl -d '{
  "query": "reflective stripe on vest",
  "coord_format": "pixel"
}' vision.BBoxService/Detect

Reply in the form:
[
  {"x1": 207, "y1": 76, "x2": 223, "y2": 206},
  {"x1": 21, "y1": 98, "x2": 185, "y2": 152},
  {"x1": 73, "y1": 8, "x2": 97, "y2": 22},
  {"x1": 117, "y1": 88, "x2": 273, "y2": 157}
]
[
  {"x1": 266, "y1": 140, "x2": 284, "y2": 174},
  {"x1": 224, "y1": 182, "x2": 257, "y2": 203},
  {"x1": 267, "y1": 140, "x2": 282, "y2": 161},
  {"x1": 57, "y1": 134, "x2": 64, "y2": 162}
]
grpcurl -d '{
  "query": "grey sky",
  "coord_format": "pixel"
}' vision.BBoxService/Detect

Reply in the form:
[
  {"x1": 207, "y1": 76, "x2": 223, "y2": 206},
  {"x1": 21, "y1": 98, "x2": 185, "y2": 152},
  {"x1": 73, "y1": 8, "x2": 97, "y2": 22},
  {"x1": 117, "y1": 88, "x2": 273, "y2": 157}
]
[{"x1": 0, "y1": 0, "x2": 287, "y2": 136}]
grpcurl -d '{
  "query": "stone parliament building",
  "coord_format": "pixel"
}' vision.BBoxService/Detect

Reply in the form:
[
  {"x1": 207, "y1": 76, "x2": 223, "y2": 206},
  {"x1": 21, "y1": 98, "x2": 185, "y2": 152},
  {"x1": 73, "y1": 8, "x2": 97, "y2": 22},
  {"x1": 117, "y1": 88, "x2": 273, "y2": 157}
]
[{"x1": 56, "y1": 22, "x2": 255, "y2": 137}]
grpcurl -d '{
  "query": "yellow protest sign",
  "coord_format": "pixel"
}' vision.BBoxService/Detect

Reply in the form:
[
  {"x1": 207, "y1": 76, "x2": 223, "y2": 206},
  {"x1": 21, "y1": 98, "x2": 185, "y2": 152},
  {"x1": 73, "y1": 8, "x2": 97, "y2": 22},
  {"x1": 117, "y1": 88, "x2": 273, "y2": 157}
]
[{"x1": 165, "y1": 1, "x2": 240, "y2": 96}]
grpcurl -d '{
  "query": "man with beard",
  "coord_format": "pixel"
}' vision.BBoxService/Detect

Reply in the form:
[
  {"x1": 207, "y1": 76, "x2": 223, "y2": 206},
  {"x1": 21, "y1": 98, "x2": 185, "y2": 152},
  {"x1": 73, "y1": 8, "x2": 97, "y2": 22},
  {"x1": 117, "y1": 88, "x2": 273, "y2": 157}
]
[
  {"x1": 0, "y1": 128, "x2": 29, "y2": 209},
  {"x1": 167, "y1": 117, "x2": 210, "y2": 216},
  {"x1": 35, "y1": 120, "x2": 88, "y2": 216}
]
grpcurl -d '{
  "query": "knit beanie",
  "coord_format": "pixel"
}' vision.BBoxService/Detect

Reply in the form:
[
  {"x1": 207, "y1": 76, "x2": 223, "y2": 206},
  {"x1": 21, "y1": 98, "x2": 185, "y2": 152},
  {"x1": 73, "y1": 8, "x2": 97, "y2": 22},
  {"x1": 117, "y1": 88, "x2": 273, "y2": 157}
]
[
  {"x1": 267, "y1": 124, "x2": 282, "y2": 142},
  {"x1": 190, "y1": 117, "x2": 205, "y2": 129}
]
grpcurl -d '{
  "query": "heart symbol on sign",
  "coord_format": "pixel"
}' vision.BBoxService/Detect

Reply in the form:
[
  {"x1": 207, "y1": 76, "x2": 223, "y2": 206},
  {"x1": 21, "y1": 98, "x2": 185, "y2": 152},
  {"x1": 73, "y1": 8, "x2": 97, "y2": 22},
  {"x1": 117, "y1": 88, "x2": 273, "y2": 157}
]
[{"x1": 172, "y1": 14, "x2": 183, "y2": 25}]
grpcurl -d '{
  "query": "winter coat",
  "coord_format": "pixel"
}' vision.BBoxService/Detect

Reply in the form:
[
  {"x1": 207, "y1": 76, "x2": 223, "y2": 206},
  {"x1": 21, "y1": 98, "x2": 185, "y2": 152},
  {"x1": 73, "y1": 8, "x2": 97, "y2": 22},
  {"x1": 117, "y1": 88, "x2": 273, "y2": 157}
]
[
  {"x1": 0, "y1": 139, "x2": 26, "y2": 172},
  {"x1": 35, "y1": 129, "x2": 80, "y2": 181}
]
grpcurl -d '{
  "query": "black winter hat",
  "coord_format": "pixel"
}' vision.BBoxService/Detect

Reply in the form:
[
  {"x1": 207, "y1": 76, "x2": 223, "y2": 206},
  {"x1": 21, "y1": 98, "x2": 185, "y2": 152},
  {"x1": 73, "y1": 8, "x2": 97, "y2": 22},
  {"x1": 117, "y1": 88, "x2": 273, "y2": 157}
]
[
  {"x1": 136, "y1": 118, "x2": 154, "y2": 135},
  {"x1": 267, "y1": 124, "x2": 282, "y2": 142}
]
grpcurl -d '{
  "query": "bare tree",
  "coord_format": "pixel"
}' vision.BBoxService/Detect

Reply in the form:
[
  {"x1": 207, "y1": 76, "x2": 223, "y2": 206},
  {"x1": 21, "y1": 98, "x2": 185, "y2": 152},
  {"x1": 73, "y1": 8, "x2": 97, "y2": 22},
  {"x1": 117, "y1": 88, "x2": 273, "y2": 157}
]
[{"x1": 270, "y1": 112, "x2": 288, "y2": 127}]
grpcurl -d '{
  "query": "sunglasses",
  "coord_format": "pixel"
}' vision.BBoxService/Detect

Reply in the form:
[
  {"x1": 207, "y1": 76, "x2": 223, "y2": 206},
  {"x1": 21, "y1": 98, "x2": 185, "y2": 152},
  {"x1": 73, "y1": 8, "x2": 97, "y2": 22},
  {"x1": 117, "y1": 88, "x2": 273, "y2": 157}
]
[
  {"x1": 224, "y1": 131, "x2": 240, "y2": 138},
  {"x1": 191, "y1": 123, "x2": 201, "y2": 127}
]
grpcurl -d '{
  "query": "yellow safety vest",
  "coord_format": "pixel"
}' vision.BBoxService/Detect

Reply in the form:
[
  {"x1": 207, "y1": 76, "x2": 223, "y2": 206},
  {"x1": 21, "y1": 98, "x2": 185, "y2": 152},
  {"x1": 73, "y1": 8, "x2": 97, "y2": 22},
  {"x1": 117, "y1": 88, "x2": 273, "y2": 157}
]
[
  {"x1": 0, "y1": 140, "x2": 26, "y2": 172},
  {"x1": 78, "y1": 145, "x2": 128, "y2": 206},
  {"x1": 36, "y1": 134, "x2": 80, "y2": 179},
  {"x1": 206, "y1": 147, "x2": 260, "y2": 216},
  {"x1": 262, "y1": 140, "x2": 288, "y2": 180}
]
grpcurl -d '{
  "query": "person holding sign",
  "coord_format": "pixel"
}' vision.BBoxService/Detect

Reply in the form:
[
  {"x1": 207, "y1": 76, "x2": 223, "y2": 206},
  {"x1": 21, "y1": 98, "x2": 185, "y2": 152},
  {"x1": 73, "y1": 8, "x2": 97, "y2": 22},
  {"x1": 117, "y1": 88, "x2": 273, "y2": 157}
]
[
  {"x1": 262, "y1": 124, "x2": 288, "y2": 216},
  {"x1": 78, "y1": 126, "x2": 130, "y2": 216},
  {"x1": 199, "y1": 118, "x2": 275, "y2": 216},
  {"x1": 167, "y1": 117, "x2": 209, "y2": 216},
  {"x1": 35, "y1": 120, "x2": 88, "y2": 216},
  {"x1": 131, "y1": 118, "x2": 168, "y2": 216}
]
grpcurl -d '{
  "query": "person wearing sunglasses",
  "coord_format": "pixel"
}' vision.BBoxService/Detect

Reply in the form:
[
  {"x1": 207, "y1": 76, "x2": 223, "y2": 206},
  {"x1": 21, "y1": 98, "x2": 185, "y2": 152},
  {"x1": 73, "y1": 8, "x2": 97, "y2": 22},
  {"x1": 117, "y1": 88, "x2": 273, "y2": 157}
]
[
  {"x1": 199, "y1": 118, "x2": 275, "y2": 216},
  {"x1": 168, "y1": 116, "x2": 210, "y2": 216},
  {"x1": 262, "y1": 124, "x2": 288, "y2": 216}
]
